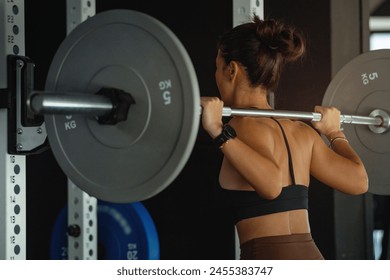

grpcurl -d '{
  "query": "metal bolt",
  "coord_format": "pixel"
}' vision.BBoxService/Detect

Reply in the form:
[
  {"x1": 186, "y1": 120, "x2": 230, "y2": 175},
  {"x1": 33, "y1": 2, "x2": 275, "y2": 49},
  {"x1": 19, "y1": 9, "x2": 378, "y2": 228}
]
[
  {"x1": 16, "y1": 143, "x2": 23, "y2": 151},
  {"x1": 17, "y1": 128, "x2": 23, "y2": 134},
  {"x1": 17, "y1": 60, "x2": 24, "y2": 68},
  {"x1": 67, "y1": 224, "x2": 81, "y2": 237},
  {"x1": 36, "y1": 127, "x2": 42, "y2": 134}
]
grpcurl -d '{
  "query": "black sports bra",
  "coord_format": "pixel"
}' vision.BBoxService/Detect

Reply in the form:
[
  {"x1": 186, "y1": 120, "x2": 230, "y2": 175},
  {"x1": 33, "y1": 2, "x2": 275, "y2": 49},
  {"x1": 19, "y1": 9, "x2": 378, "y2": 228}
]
[{"x1": 220, "y1": 118, "x2": 308, "y2": 224}]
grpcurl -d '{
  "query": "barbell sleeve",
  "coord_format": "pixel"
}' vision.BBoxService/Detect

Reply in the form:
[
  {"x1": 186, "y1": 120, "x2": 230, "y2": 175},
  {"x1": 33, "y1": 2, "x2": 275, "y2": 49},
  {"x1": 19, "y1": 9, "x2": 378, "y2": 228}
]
[
  {"x1": 339, "y1": 114, "x2": 383, "y2": 126},
  {"x1": 28, "y1": 88, "x2": 135, "y2": 124},
  {"x1": 29, "y1": 91, "x2": 113, "y2": 116}
]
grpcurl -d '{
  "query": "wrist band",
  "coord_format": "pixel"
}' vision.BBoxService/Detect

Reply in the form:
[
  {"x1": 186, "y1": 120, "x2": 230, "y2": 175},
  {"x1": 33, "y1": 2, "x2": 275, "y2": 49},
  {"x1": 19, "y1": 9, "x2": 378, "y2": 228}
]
[{"x1": 330, "y1": 136, "x2": 349, "y2": 148}]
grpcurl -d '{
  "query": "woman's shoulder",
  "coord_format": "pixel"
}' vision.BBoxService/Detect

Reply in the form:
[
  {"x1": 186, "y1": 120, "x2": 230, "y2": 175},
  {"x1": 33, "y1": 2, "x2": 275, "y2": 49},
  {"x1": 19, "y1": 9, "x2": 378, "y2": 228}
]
[
  {"x1": 281, "y1": 119, "x2": 317, "y2": 132},
  {"x1": 260, "y1": 119, "x2": 320, "y2": 144},
  {"x1": 284, "y1": 120, "x2": 320, "y2": 142}
]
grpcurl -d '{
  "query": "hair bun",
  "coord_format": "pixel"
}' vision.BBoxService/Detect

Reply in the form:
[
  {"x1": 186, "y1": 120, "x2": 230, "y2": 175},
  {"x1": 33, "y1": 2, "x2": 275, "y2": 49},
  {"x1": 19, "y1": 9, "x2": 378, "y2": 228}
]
[{"x1": 254, "y1": 17, "x2": 305, "y2": 61}]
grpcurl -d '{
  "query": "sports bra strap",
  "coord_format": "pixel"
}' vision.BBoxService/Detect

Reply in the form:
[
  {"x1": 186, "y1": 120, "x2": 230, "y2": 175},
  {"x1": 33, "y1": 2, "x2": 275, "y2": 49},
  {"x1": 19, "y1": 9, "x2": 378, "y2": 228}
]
[{"x1": 271, "y1": 118, "x2": 296, "y2": 185}]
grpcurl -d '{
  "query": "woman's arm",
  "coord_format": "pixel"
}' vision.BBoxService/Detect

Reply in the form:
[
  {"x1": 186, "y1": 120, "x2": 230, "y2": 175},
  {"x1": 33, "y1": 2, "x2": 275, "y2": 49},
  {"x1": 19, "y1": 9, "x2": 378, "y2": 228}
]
[
  {"x1": 201, "y1": 97, "x2": 283, "y2": 199},
  {"x1": 310, "y1": 106, "x2": 368, "y2": 194},
  {"x1": 218, "y1": 122, "x2": 283, "y2": 199}
]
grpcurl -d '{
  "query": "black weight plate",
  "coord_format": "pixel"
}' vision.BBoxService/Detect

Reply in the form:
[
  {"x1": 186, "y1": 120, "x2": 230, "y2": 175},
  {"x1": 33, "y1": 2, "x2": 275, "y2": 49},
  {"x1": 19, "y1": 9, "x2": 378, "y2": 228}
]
[
  {"x1": 44, "y1": 9, "x2": 200, "y2": 202},
  {"x1": 322, "y1": 49, "x2": 390, "y2": 195},
  {"x1": 50, "y1": 201, "x2": 160, "y2": 260}
]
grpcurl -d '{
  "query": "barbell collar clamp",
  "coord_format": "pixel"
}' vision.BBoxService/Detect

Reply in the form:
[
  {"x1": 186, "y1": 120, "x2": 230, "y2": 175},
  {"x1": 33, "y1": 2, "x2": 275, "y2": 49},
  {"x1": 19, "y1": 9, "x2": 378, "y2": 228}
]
[{"x1": 95, "y1": 87, "x2": 135, "y2": 125}]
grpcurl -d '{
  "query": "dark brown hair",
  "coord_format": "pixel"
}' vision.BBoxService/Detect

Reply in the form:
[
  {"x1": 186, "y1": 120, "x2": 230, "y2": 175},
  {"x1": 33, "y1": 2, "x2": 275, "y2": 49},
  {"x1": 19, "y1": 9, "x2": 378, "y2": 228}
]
[{"x1": 217, "y1": 15, "x2": 306, "y2": 91}]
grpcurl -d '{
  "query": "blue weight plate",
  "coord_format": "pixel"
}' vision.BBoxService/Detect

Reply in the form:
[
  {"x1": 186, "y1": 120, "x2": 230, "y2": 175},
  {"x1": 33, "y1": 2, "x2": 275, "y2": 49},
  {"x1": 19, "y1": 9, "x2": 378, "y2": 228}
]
[{"x1": 50, "y1": 201, "x2": 159, "y2": 260}]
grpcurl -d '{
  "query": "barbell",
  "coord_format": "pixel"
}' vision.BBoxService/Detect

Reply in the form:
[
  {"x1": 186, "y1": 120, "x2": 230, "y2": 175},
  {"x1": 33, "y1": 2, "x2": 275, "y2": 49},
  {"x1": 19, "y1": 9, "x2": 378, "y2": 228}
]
[
  {"x1": 29, "y1": 92, "x2": 389, "y2": 131},
  {"x1": 28, "y1": 9, "x2": 390, "y2": 202}
]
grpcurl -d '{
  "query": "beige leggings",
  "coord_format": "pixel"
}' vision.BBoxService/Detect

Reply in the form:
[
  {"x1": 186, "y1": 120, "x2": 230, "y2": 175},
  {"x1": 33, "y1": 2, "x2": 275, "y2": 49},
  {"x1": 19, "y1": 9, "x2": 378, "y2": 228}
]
[{"x1": 240, "y1": 233, "x2": 324, "y2": 260}]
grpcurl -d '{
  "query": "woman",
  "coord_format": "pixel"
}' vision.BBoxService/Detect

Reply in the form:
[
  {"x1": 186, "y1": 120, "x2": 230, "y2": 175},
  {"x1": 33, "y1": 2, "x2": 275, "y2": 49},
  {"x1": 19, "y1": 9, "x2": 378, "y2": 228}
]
[{"x1": 200, "y1": 15, "x2": 368, "y2": 260}]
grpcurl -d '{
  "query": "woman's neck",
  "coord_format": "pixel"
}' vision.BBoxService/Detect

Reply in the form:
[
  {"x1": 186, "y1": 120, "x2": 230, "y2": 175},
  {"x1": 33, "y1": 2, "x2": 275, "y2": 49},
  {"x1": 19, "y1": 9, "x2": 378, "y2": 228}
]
[{"x1": 231, "y1": 87, "x2": 271, "y2": 110}]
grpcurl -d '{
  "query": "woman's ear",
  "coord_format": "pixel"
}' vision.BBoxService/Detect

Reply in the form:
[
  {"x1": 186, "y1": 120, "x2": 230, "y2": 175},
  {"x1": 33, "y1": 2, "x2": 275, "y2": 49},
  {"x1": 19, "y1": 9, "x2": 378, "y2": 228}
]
[{"x1": 228, "y1": 61, "x2": 239, "y2": 81}]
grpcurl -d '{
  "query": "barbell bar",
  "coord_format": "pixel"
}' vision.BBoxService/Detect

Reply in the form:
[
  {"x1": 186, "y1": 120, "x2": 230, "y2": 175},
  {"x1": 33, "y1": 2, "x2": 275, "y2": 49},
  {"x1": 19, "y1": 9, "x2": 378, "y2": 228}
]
[{"x1": 29, "y1": 91, "x2": 389, "y2": 133}]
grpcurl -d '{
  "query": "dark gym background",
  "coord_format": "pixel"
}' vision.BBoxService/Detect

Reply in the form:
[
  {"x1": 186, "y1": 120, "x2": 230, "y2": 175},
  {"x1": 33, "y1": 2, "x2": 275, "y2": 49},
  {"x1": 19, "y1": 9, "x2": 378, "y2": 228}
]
[{"x1": 23, "y1": 0, "x2": 390, "y2": 259}]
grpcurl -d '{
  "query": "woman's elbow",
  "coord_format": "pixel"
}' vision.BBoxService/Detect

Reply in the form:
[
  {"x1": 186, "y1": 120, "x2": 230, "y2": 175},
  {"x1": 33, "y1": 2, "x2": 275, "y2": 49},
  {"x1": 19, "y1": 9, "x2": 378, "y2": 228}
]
[
  {"x1": 333, "y1": 167, "x2": 368, "y2": 195},
  {"x1": 255, "y1": 183, "x2": 282, "y2": 200},
  {"x1": 357, "y1": 176, "x2": 369, "y2": 195},
  {"x1": 252, "y1": 172, "x2": 283, "y2": 199},
  {"x1": 350, "y1": 170, "x2": 369, "y2": 195}
]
